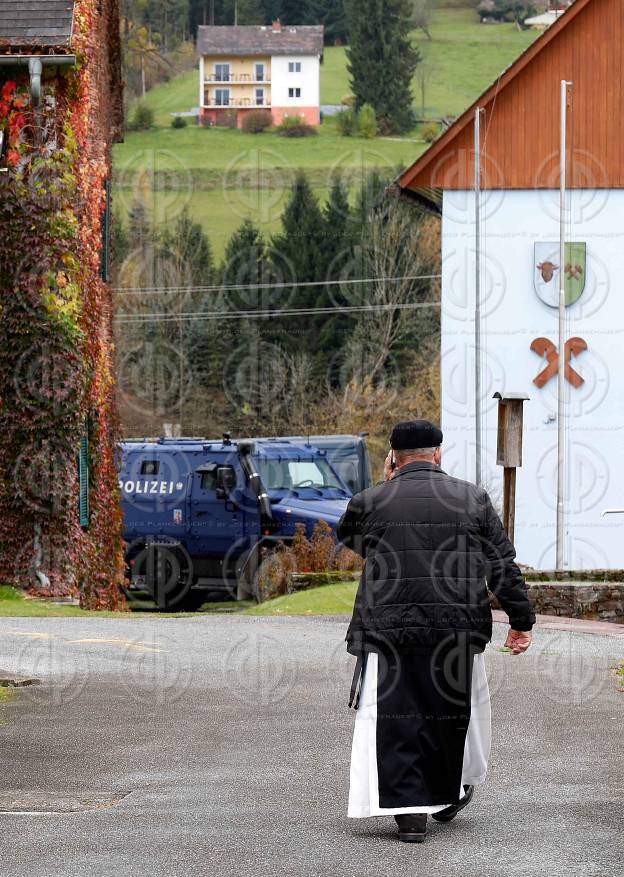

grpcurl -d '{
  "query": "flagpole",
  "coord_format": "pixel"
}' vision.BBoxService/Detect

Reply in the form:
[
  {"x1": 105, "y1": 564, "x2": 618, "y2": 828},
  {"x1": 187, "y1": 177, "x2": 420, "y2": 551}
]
[
  {"x1": 556, "y1": 80, "x2": 570, "y2": 571},
  {"x1": 474, "y1": 106, "x2": 482, "y2": 487}
]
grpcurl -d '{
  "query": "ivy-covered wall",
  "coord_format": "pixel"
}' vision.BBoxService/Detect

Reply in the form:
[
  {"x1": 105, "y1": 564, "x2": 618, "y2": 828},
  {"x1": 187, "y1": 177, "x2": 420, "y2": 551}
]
[{"x1": 0, "y1": 0, "x2": 125, "y2": 609}]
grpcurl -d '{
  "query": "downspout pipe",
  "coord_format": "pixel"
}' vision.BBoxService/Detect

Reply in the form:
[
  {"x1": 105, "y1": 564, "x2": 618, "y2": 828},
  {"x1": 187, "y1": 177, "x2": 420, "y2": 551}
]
[{"x1": 0, "y1": 55, "x2": 76, "y2": 106}]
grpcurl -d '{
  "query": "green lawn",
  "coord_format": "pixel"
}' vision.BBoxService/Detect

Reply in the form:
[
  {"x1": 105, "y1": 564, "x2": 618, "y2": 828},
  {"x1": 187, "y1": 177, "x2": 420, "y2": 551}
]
[
  {"x1": 114, "y1": 120, "x2": 418, "y2": 172},
  {"x1": 245, "y1": 581, "x2": 357, "y2": 616},
  {"x1": 0, "y1": 585, "x2": 125, "y2": 617},
  {"x1": 0, "y1": 582, "x2": 354, "y2": 618},
  {"x1": 413, "y1": 8, "x2": 537, "y2": 118},
  {"x1": 0, "y1": 585, "x2": 250, "y2": 618},
  {"x1": 115, "y1": 7, "x2": 538, "y2": 259}
]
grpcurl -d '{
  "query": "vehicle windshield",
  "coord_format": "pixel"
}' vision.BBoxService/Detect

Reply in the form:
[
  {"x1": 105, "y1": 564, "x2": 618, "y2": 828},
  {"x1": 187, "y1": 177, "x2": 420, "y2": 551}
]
[{"x1": 255, "y1": 457, "x2": 346, "y2": 492}]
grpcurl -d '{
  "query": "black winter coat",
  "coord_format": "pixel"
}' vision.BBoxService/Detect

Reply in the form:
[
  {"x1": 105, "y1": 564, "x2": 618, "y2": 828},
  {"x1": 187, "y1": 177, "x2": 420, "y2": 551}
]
[{"x1": 337, "y1": 461, "x2": 535, "y2": 656}]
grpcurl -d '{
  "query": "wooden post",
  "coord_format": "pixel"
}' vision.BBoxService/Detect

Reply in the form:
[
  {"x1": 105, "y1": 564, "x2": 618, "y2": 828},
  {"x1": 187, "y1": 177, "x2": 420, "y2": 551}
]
[
  {"x1": 493, "y1": 393, "x2": 529, "y2": 542},
  {"x1": 503, "y1": 467, "x2": 517, "y2": 542}
]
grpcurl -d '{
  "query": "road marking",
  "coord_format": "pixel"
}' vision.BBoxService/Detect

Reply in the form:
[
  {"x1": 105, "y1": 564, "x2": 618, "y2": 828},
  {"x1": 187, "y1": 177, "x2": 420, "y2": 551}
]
[
  {"x1": 5, "y1": 631, "x2": 56, "y2": 639},
  {"x1": 2, "y1": 631, "x2": 165, "y2": 654},
  {"x1": 63, "y1": 638, "x2": 165, "y2": 653}
]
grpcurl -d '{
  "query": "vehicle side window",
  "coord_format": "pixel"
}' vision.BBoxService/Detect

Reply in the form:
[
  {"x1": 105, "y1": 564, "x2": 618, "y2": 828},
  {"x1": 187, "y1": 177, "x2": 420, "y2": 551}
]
[
  {"x1": 141, "y1": 460, "x2": 159, "y2": 475},
  {"x1": 200, "y1": 470, "x2": 217, "y2": 491}
]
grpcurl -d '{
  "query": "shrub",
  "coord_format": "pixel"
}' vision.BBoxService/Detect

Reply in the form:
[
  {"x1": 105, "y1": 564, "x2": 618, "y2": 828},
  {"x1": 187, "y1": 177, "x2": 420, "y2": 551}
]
[
  {"x1": 241, "y1": 109, "x2": 273, "y2": 134},
  {"x1": 129, "y1": 102, "x2": 154, "y2": 131},
  {"x1": 255, "y1": 521, "x2": 362, "y2": 601},
  {"x1": 336, "y1": 108, "x2": 356, "y2": 136},
  {"x1": 420, "y1": 122, "x2": 440, "y2": 143},
  {"x1": 341, "y1": 93, "x2": 356, "y2": 106},
  {"x1": 215, "y1": 109, "x2": 238, "y2": 129},
  {"x1": 277, "y1": 116, "x2": 317, "y2": 137},
  {"x1": 358, "y1": 104, "x2": 379, "y2": 139},
  {"x1": 171, "y1": 115, "x2": 188, "y2": 129}
]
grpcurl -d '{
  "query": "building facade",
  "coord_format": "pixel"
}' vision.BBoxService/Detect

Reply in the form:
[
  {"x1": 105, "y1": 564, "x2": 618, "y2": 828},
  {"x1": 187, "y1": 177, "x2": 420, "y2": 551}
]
[
  {"x1": 398, "y1": 0, "x2": 624, "y2": 571},
  {"x1": 0, "y1": 0, "x2": 125, "y2": 606},
  {"x1": 197, "y1": 21, "x2": 323, "y2": 128}
]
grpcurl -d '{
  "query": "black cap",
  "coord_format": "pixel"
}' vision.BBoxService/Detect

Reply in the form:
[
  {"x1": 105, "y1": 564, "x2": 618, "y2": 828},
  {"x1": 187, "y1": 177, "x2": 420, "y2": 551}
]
[{"x1": 390, "y1": 420, "x2": 443, "y2": 450}]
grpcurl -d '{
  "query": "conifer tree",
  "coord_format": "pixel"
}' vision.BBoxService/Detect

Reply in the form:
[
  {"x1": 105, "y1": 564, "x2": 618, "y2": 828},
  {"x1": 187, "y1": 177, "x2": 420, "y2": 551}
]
[
  {"x1": 221, "y1": 218, "x2": 266, "y2": 287},
  {"x1": 345, "y1": 0, "x2": 419, "y2": 134},
  {"x1": 306, "y1": 0, "x2": 347, "y2": 43},
  {"x1": 270, "y1": 171, "x2": 325, "y2": 283},
  {"x1": 159, "y1": 206, "x2": 214, "y2": 286},
  {"x1": 322, "y1": 174, "x2": 353, "y2": 276}
]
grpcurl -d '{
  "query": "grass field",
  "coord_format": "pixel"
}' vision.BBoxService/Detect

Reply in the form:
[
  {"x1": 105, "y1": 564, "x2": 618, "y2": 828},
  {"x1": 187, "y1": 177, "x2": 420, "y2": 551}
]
[
  {"x1": 114, "y1": 8, "x2": 538, "y2": 259},
  {"x1": 244, "y1": 581, "x2": 358, "y2": 616},
  {"x1": 0, "y1": 585, "x2": 248, "y2": 618},
  {"x1": 113, "y1": 122, "x2": 417, "y2": 255},
  {"x1": 0, "y1": 582, "x2": 355, "y2": 618}
]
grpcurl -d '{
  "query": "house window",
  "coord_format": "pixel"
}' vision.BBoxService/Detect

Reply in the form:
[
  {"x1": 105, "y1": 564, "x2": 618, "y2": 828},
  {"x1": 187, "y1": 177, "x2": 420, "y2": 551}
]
[
  {"x1": 256, "y1": 88, "x2": 265, "y2": 106},
  {"x1": 215, "y1": 63, "x2": 230, "y2": 82},
  {"x1": 288, "y1": 61, "x2": 302, "y2": 73},
  {"x1": 255, "y1": 63, "x2": 265, "y2": 81},
  {"x1": 215, "y1": 89, "x2": 230, "y2": 106},
  {"x1": 288, "y1": 87, "x2": 301, "y2": 99}
]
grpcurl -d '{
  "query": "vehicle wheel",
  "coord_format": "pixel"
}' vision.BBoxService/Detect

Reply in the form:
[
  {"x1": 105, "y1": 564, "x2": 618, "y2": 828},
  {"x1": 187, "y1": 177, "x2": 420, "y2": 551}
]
[{"x1": 175, "y1": 590, "x2": 210, "y2": 612}]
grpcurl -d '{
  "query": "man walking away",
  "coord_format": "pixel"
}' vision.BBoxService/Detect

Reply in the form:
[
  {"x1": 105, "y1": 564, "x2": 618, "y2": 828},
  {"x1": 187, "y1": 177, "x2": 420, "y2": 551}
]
[{"x1": 337, "y1": 420, "x2": 534, "y2": 843}]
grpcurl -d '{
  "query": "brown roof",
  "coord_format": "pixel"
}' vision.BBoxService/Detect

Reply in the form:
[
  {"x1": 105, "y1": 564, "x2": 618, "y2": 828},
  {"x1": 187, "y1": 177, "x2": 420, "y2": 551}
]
[
  {"x1": 0, "y1": 0, "x2": 75, "y2": 48},
  {"x1": 398, "y1": 0, "x2": 620, "y2": 208},
  {"x1": 197, "y1": 24, "x2": 324, "y2": 57}
]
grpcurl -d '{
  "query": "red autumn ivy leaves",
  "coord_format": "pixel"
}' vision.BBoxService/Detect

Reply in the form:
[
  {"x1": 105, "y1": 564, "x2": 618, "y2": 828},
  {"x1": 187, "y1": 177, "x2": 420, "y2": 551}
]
[{"x1": 0, "y1": 80, "x2": 29, "y2": 166}]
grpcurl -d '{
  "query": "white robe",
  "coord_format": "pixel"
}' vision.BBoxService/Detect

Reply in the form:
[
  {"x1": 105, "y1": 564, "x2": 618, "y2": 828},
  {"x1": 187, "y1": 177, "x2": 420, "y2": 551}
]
[{"x1": 348, "y1": 652, "x2": 491, "y2": 817}]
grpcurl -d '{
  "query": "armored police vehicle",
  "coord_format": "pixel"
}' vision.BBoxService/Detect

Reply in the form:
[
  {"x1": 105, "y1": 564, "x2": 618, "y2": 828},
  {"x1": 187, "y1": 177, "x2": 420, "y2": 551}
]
[{"x1": 119, "y1": 435, "x2": 359, "y2": 611}]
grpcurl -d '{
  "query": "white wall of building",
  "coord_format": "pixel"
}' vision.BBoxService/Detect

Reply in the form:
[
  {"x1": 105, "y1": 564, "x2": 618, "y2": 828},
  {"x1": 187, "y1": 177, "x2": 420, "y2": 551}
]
[
  {"x1": 441, "y1": 188, "x2": 624, "y2": 570},
  {"x1": 270, "y1": 54, "x2": 320, "y2": 108}
]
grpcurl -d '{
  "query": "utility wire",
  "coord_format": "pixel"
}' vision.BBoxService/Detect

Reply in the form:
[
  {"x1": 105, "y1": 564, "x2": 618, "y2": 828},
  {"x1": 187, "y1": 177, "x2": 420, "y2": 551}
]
[
  {"x1": 112, "y1": 273, "x2": 442, "y2": 296},
  {"x1": 114, "y1": 300, "x2": 441, "y2": 324}
]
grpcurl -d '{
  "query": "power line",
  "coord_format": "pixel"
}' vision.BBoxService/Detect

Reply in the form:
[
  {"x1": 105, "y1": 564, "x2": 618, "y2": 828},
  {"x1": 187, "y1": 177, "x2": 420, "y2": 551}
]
[
  {"x1": 112, "y1": 273, "x2": 442, "y2": 296},
  {"x1": 114, "y1": 300, "x2": 441, "y2": 325}
]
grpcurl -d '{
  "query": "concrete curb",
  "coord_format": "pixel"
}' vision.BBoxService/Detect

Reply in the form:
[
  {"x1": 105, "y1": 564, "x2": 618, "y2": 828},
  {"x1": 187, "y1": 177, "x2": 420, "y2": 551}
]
[
  {"x1": 0, "y1": 671, "x2": 41, "y2": 688},
  {"x1": 492, "y1": 609, "x2": 624, "y2": 638}
]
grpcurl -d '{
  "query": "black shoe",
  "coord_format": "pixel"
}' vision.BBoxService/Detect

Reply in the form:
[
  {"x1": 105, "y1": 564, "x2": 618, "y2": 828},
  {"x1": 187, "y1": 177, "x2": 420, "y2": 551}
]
[
  {"x1": 394, "y1": 813, "x2": 427, "y2": 843},
  {"x1": 432, "y1": 785, "x2": 475, "y2": 823}
]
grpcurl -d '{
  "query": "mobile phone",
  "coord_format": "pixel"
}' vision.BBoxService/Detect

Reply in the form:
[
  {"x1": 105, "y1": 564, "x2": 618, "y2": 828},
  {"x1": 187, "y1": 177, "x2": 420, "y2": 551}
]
[{"x1": 390, "y1": 451, "x2": 396, "y2": 471}]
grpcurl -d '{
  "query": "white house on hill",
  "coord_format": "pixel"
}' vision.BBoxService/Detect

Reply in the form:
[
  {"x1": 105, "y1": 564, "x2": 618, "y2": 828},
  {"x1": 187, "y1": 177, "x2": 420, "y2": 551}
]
[{"x1": 197, "y1": 20, "x2": 324, "y2": 128}]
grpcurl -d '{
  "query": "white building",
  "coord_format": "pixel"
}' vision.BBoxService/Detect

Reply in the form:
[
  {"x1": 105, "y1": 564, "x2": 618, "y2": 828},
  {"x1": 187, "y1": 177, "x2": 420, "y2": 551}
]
[
  {"x1": 197, "y1": 20, "x2": 323, "y2": 128},
  {"x1": 397, "y1": 0, "x2": 624, "y2": 571}
]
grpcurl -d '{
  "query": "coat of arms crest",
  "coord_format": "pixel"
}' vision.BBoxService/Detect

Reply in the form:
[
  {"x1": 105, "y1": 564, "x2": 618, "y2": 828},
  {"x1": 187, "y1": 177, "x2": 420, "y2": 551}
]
[{"x1": 534, "y1": 242, "x2": 586, "y2": 308}]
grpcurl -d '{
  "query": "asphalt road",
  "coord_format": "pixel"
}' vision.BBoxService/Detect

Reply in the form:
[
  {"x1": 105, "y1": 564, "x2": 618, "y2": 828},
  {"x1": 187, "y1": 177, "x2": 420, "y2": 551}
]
[{"x1": 0, "y1": 614, "x2": 623, "y2": 877}]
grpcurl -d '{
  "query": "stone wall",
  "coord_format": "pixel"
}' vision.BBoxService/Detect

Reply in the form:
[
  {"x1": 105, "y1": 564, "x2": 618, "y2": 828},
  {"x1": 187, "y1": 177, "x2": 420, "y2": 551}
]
[{"x1": 493, "y1": 581, "x2": 624, "y2": 624}]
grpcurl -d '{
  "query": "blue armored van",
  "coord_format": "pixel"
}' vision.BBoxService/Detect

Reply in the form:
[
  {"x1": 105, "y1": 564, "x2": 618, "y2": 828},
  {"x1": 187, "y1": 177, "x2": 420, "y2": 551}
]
[{"x1": 119, "y1": 435, "x2": 353, "y2": 610}]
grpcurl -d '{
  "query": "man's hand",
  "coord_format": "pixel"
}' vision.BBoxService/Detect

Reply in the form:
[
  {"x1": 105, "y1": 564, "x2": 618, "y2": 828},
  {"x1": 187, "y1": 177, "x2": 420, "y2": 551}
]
[
  {"x1": 383, "y1": 451, "x2": 396, "y2": 482},
  {"x1": 504, "y1": 629, "x2": 532, "y2": 655}
]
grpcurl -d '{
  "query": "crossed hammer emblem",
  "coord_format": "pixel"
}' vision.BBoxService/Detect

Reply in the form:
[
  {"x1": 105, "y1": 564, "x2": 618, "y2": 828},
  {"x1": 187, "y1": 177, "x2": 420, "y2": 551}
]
[{"x1": 530, "y1": 336, "x2": 588, "y2": 388}]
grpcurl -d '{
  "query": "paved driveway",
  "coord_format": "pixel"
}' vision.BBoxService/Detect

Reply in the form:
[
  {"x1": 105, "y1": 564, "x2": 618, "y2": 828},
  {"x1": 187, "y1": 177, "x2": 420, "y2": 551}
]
[{"x1": 0, "y1": 615, "x2": 622, "y2": 877}]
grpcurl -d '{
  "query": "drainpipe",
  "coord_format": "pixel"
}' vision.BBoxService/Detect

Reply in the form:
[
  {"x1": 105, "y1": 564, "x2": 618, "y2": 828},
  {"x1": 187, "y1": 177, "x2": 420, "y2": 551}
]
[
  {"x1": 0, "y1": 55, "x2": 77, "y2": 106},
  {"x1": 32, "y1": 523, "x2": 51, "y2": 591}
]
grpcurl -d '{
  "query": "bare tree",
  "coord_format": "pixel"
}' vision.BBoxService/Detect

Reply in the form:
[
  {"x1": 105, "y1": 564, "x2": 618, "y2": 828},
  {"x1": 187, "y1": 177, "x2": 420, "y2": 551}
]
[
  {"x1": 343, "y1": 201, "x2": 440, "y2": 389},
  {"x1": 412, "y1": 0, "x2": 433, "y2": 39}
]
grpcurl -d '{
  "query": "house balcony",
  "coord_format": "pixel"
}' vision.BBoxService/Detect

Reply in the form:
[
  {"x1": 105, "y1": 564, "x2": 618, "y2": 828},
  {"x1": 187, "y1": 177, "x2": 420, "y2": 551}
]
[
  {"x1": 204, "y1": 74, "x2": 271, "y2": 84},
  {"x1": 204, "y1": 97, "x2": 272, "y2": 108}
]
